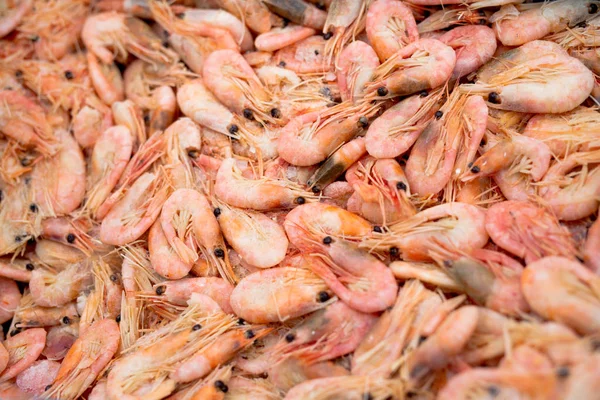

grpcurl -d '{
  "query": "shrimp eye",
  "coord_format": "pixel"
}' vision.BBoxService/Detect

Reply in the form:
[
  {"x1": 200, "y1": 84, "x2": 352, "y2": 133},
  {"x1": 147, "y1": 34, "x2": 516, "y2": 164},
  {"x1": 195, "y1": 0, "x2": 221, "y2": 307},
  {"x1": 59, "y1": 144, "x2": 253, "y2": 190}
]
[
  {"x1": 192, "y1": 324, "x2": 202, "y2": 331},
  {"x1": 317, "y1": 291, "x2": 331, "y2": 302},
  {"x1": 285, "y1": 332, "x2": 295, "y2": 342},
  {"x1": 358, "y1": 116, "x2": 369, "y2": 128},
  {"x1": 44, "y1": 385, "x2": 52, "y2": 391},
  {"x1": 470, "y1": 165, "x2": 481, "y2": 174},
  {"x1": 62, "y1": 316, "x2": 71, "y2": 325},
  {"x1": 176, "y1": 12, "x2": 185, "y2": 18},
  {"x1": 322, "y1": 236, "x2": 333, "y2": 245},
  {"x1": 116, "y1": 315, "x2": 121, "y2": 323},
  {"x1": 238, "y1": 318, "x2": 245, "y2": 325},
  {"x1": 214, "y1": 248, "x2": 225, "y2": 258},
  {"x1": 435, "y1": 110, "x2": 443, "y2": 119},
  {"x1": 323, "y1": 32, "x2": 333, "y2": 40},
  {"x1": 31, "y1": 35, "x2": 39, "y2": 42},
  {"x1": 28, "y1": 237, "x2": 35, "y2": 245},
  {"x1": 26, "y1": 263, "x2": 34, "y2": 271},
  {"x1": 316, "y1": 2, "x2": 326, "y2": 10},
  {"x1": 389, "y1": 247, "x2": 399, "y2": 257},
  {"x1": 373, "y1": 226, "x2": 382, "y2": 233},
  {"x1": 362, "y1": 393, "x2": 374, "y2": 400},
  {"x1": 214, "y1": 380, "x2": 229, "y2": 393},
  {"x1": 591, "y1": 339, "x2": 600, "y2": 351},
  {"x1": 213, "y1": 208, "x2": 221, "y2": 217},
  {"x1": 311, "y1": 186, "x2": 321, "y2": 194},
  {"x1": 10, "y1": 328, "x2": 21, "y2": 337},
  {"x1": 556, "y1": 366, "x2": 570, "y2": 378},
  {"x1": 20, "y1": 157, "x2": 32, "y2": 166},
  {"x1": 270, "y1": 108, "x2": 281, "y2": 118},
  {"x1": 110, "y1": 274, "x2": 118, "y2": 282},
  {"x1": 15, "y1": 70, "x2": 23, "y2": 78},
  {"x1": 418, "y1": 335, "x2": 427, "y2": 345},
  {"x1": 143, "y1": 114, "x2": 150, "y2": 124},
  {"x1": 29, "y1": 203, "x2": 38, "y2": 212},
  {"x1": 377, "y1": 87, "x2": 389, "y2": 97},
  {"x1": 282, "y1": 18, "x2": 289, "y2": 27},
  {"x1": 419, "y1": 90, "x2": 428, "y2": 97},
  {"x1": 64, "y1": 70, "x2": 74, "y2": 80},
  {"x1": 295, "y1": 196, "x2": 306, "y2": 205},
  {"x1": 244, "y1": 329, "x2": 255, "y2": 339},
  {"x1": 14, "y1": 235, "x2": 23, "y2": 243},
  {"x1": 578, "y1": 21, "x2": 588, "y2": 28},
  {"x1": 486, "y1": 386, "x2": 500, "y2": 397},
  {"x1": 66, "y1": 233, "x2": 76, "y2": 243},
  {"x1": 243, "y1": 108, "x2": 253, "y2": 119},
  {"x1": 187, "y1": 150, "x2": 199, "y2": 158},
  {"x1": 589, "y1": 3, "x2": 598, "y2": 13},
  {"x1": 396, "y1": 181, "x2": 407, "y2": 191},
  {"x1": 488, "y1": 92, "x2": 501, "y2": 104},
  {"x1": 278, "y1": 61, "x2": 287, "y2": 67},
  {"x1": 155, "y1": 285, "x2": 166, "y2": 295},
  {"x1": 314, "y1": 49, "x2": 320, "y2": 56},
  {"x1": 228, "y1": 124, "x2": 239, "y2": 134}
]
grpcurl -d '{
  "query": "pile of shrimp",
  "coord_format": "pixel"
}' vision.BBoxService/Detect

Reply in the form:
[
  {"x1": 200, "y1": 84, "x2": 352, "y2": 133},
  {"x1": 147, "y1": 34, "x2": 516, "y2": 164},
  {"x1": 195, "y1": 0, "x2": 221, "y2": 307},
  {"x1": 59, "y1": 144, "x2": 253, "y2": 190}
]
[{"x1": 0, "y1": 0, "x2": 600, "y2": 398}]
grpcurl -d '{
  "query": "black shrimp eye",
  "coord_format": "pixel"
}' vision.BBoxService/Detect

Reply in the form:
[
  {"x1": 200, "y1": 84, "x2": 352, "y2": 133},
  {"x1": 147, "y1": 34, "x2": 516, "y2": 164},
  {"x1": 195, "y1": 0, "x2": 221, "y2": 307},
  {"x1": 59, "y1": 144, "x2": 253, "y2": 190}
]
[
  {"x1": 238, "y1": 318, "x2": 245, "y2": 325},
  {"x1": 44, "y1": 385, "x2": 52, "y2": 391},
  {"x1": 556, "y1": 366, "x2": 570, "y2": 378},
  {"x1": 278, "y1": 61, "x2": 287, "y2": 67},
  {"x1": 362, "y1": 393, "x2": 374, "y2": 400},
  {"x1": 316, "y1": 2, "x2": 326, "y2": 10},
  {"x1": 243, "y1": 108, "x2": 253, "y2": 119},
  {"x1": 488, "y1": 92, "x2": 501, "y2": 104},
  {"x1": 285, "y1": 332, "x2": 295, "y2": 342},
  {"x1": 389, "y1": 247, "x2": 399, "y2": 257},
  {"x1": 270, "y1": 108, "x2": 281, "y2": 118},
  {"x1": 66, "y1": 233, "x2": 76, "y2": 243},
  {"x1": 15, "y1": 70, "x2": 23, "y2": 78},
  {"x1": 228, "y1": 124, "x2": 239, "y2": 134},
  {"x1": 314, "y1": 49, "x2": 320, "y2": 55},
  {"x1": 311, "y1": 186, "x2": 321, "y2": 194},
  {"x1": 214, "y1": 248, "x2": 225, "y2": 258},
  {"x1": 358, "y1": 116, "x2": 368, "y2": 128},
  {"x1": 295, "y1": 196, "x2": 306, "y2": 205},
  {"x1": 110, "y1": 274, "x2": 118, "y2": 282},
  {"x1": 176, "y1": 12, "x2": 185, "y2": 18},
  {"x1": 435, "y1": 110, "x2": 443, "y2": 119},
  {"x1": 470, "y1": 165, "x2": 481, "y2": 173},
  {"x1": 487, "y1": 385, "x2": 500, "y2": 397},
  {"x1": 213, "y1": 207, "x2": 221, "y2": 217},
  {"x1": 64, "y1": 70, "x2": 74, "y2": 80},
  {"x1": 31, "y1": 35, "x2": 39, "y2": 42},
  {"x1": 192, "y1": 324, "x2": 202, "y2": 331},
  {"x1": 396, "y1": 181, "x2": 407, "y2": 191},
  {"x1": 323, "y1": 31, "x2": 333, "y2": 40},
  {"x1": 29, "y1": 203, "x2": 38, "y2": 213},
  {"x1": 419, "y1": 90, "x2": 428, "y2": 97},
  {"x1": 377, "y1": 86, "x2": 389, "y2": 96},
  {"x1": 373, "y1": 226, "x2": 382, "y2": 233},
  {"x1": 116, "y1": 315, "x2": 121, "y2": 323},
  {"x1": 62, "y1": 316, "x2": 71, "y2": 324},
  {"x1": 214, "y1": 380, "x2": 229, "y2": 393},
  {"x1": 322, "y1": 236, "x2": 333, "y2": 245},
  {"x1": 143, "y1": 114, "x2": 150, "y2": 124},
  {"x1": 155, "y1": 285, "x2": 166, "y2": 295},
  {"x1": 317, "y1": 291, "x2": 330, "y2": 302},
  {"x1": 590, "y1": 3, "x2": 598, "y2": 13},
  {"x1": 244, "y1": 329, "x2": 255, "y2": 339},
  {"x1": 15, "y1": 235, "x2": 23, "y2": 243},
  {"x1": 187, "y1": 150, "x2": 199, "y2": 158},
  {"x1": 26, "y1": 263, "x2": 34, "y2": 271},
  {"x1": 10, "y1": 328, "x2": 21, "y2": 337}
]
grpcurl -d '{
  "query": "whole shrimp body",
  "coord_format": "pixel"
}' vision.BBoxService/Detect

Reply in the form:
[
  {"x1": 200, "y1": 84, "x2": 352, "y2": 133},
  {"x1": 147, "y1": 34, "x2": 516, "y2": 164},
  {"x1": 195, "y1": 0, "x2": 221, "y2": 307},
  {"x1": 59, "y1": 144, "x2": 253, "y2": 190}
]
[{"x1": 0, "y1": 0, "x2": 600, "y2": 398}]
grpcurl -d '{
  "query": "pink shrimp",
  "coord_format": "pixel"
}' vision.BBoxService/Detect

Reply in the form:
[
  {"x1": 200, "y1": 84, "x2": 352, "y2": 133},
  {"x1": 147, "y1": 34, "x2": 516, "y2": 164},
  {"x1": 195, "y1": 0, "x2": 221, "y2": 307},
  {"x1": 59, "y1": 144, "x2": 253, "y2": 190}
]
[
  {"x1": 584, "y1": 218, "x2": 600, "y2": 273},
  {"x1": 284, "y1": 375, "x2": 404, "y2": 400},
  {"x1": 417, "y1": 6, "x2": 491, "y2": 34},
  {"x1": 336, "y1": 40, "x2": 380, "y2": 102},
  {"x1": 152, "y1": 277, "x2": 234, "y2": 314},
  {"x1": 485, "y1": 201, "x2": 578, "y2": 264},
  {"x1": 148, "y1": 220, "x2": 194, "y2": 280},
  {"x1": 0, "y1": 0, "x2": 33, "y2": 39},
  {"x1": 42, "y1": 324, "x2": 79, "y2": 361},
  {"x1": 255, "y1": 24, "x2": 316, "y2": 52},
  {"x1": 0, "y1": 328, "x2": 46, "y2": 382},
  {"x1": 218, "y1": 0, "x2": 273, "y2": 33},
  {"x1": 0, "y1": 258, "x2": 32, "y2": 282},
  {"x1": 72, "y1": 97, "x2": 114, "y2": 149},
  {"x1": 0, "y1": 277, "x2": 20, "y2": 324},
  {"x1": 439, "y1": 25, "x2": 497, "y2": 80},
  {"x1": 15, "y1": 360, "x2": 60, "y2": 396},
  {"x1": 366, "y1": 0, "x2": 419, "y2": 62},
  {"x1": 274, "y1": 35, "x2": 332, "y2": 74},
  {"x1": 87, "y1": 51, "x2": 125, "y2": 106}
]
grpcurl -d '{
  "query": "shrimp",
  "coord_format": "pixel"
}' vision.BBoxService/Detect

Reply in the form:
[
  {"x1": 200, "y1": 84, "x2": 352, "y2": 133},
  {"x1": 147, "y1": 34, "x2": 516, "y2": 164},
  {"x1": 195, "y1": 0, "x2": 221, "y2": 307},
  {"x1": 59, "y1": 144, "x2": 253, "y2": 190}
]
[
  {"x1": 268, "y1": 357, "x2": 349, "y2": 392},
  {"x1": 15, "y1": 300, "x2": 79, "y2": 330},
  {"x1": 406, "y1": 306, "x2": 479, "y2": 382},
  {"x1": 82, "y1": 11, "x2": 178, "y2": 65},
  {"x1": 169, "y1": 365, "x2": 233, "y2": 399},
  {"x1": 284, "y1": 375, "x2": 405, "y2": 400},
  {"x1": 29, "y1": 259, "x2": 93, "y2": 308},
  {"x1": 0, "y1": 0, "x2": 33, "y2": 38},
  {"x1": 215, "y1": 158, "x2": 316, "y2": 210},
  {"x1": 215, "y1": 201, "x2": 289, "y2": 269},
  {"x1": 230, "y1": 266, "x2": 331, "y2": 323},
  {"x1": 521, "y1": 256, "x2": 600, "y2": 335},
  {"x1": 100, "y1": 171, "x2": 170, "y2": 246},
  {"x1": 148, "y1": 220, "x2": 196, "y2": 280},
  {"x1": 285, "y1": 203, "x2": 397, "y2": 313},
  {"x1": 366, "y1": 0, "x2": 419, "y2": 62},
  {"x1": 15, "y1": 359, "x2": 60, "y2": 396},
  {"x1": 255, "y1": 24, "x2": 316, "y2": 52},
  {"x1": 492, "y1": 0, "x2": 597, "y2": 46},
  {"x1": 0, "y1": 258, "x2": 33, "y2": 282},
  {"x1": 439, "y1": 25, "x2": 497, "y2": 81},
  {"x1": 346, "y1": 156, "x2": 416, "y2": 225},
  {"x1": 365, "y1": 88, "x2": 443, "y2": 159},
  {"x1": 0, "y1": 277, "x2": 20, "y2": 324},
  {"x1": 217, "y1": 0, "x2": 273, "y2": 33},
  {"x1": 39, "y1": 218, "x2": 96, "y2": 257},
  {"x1": 42, "y1": 324, "x2": 79, "y2": 360},
  {"x1": 87, "y1": 51, "x2": 125, "y2": 106},
  {"x1": 150, "y1": 277, "x2": 234, "y2": 314},
  {"x1": 0, "y1": 90, "x2": 57, "y2": 156},
  {"x1": 112, "y1": 100, "x2": 147, "y2": 150},
  {"x1": 417, "y1": 6, "x2": 490, "y2": 34},
  {"x1": 538, "y1": 150, "x2": 600, "y2": 221},
  {"x1": 0, "y1": 328, "x2": 46, "y2": 382},
  {"x1": 262, "y1": 0, "x2": 326, "y2": 30},
  {"x1": 485, "y1": 201, "x2": 578, "y2": 264},
  {"x1": 44, "y1": 319, "x2": 120, "y2": 400},
  {"x1": 336, "y1": 41, "x2": 379, "y2": 102},
  {"x1": 274, "y1": 35, "x2": 332, "y2": 74},
  {"x1": 364, "y1": 38, "x2": 456, "y2": 99},
  {"x1": 584, "y1": 218, "x2": 600, "y2": 273},
  {"x1": 461, "y1": 40, "x2": 594, "y2": 114},
  {"x1": 160, "y1": 188, "x2": 237, "y2": 283},
  {"x1": 72, "y1": 97, "x2": 115, "y2": 149},
  {"x1": 85, "y1": 125, "x2": 133, "y2": 219},
  {"x1": 31, "y1": 129, "x2": 86, "y2": 216},
  {"x1": 322, "y1": 0, "x2": 367, "y2": 63},
  {"x1": 363, "y1": 202, "x2": 488, "y2": 262},
  {"x1": 307, "y1": 137, "x2": 366, "y2": 192},
  {"x1": 203, "y1": 49, "x2": 278, "y2": 124}
]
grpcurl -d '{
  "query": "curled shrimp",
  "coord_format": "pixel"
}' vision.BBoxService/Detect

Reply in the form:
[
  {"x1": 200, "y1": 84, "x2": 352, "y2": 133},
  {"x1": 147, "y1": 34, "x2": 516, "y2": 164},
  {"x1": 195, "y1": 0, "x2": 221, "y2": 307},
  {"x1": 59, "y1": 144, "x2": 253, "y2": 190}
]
[
  {"x1": 15, "y1": 359, "x2": 60, "y2": 396},
  {"x1": 485, "y1": 200, "x2": 578, "y2": 264},
  {"x1": 72, "y1": 97, "x2": 114, "y2": 149},
  {"x1": 0, "y1": 0, "x2": 33, "y2": 39},
  {"x1": 438, "y1": 25, "x2": 497, "y2": 81},
  {"x1": 0, "y1": 328, "x2": 46, "y2": 382},
  {"x1": 285, "y1": 203, "x2": 398, "y2": 313},
  {"x1": 230, "y1": 265, "x2": 332, "y2": 323},
  {"x1": 29, "y1": 259, "x2": 93, "y2": 308},
  {"x1": 44, "y1": 319, "x2": 120, "y2": 400},
  {"x1": 148, "y1": 219, "x2": 199, "y2": 280},
  {"x1": 366, "y1": 0, "x2": 419, "y2": 62},
  {"x1": 522, "y1": 256, "x2": 600, "y2": 335},
  {"x1": 336, "y1": 40, "x2": 380, "y2": 103},
  {"x1": 364, "y1": 38, "x2": 456, "y2": 99},
  {"x1": 0, "y1": 276, "x2": 20, "y2": 324},
  {"x1": 87, "y1": 51, "x2": 125, "y2": 106}
]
